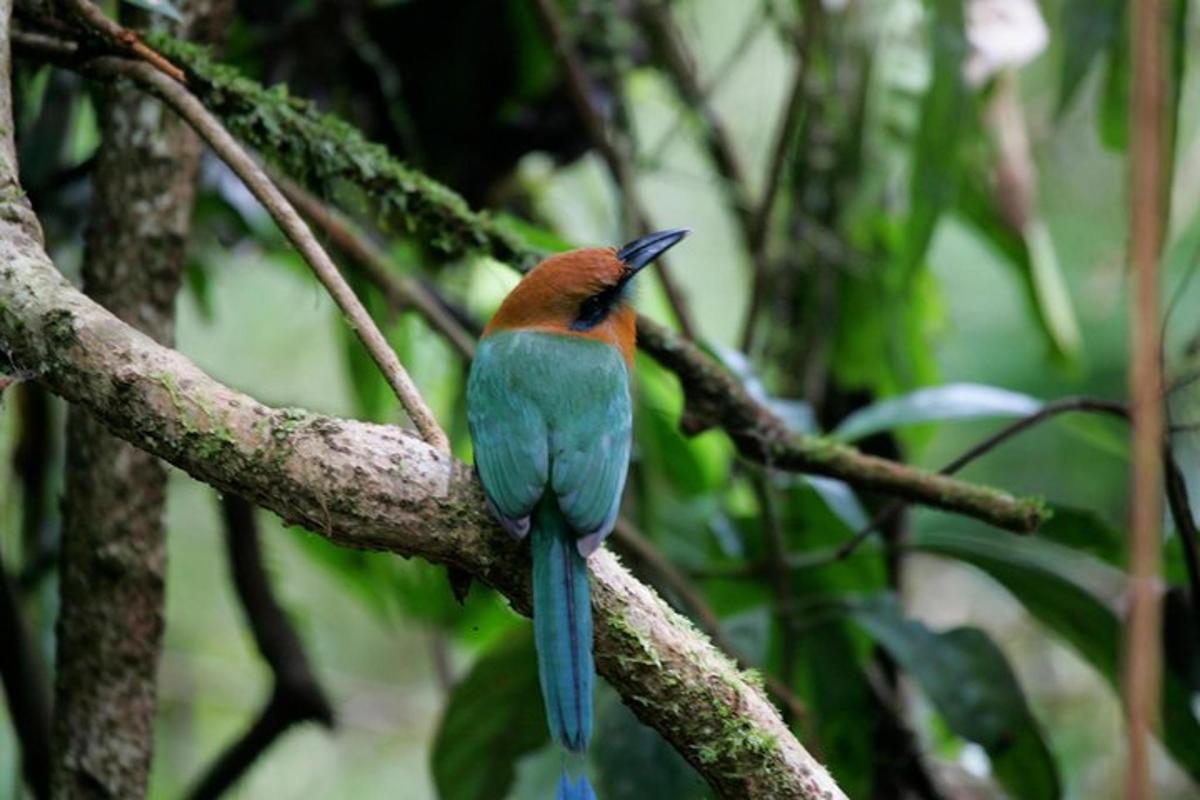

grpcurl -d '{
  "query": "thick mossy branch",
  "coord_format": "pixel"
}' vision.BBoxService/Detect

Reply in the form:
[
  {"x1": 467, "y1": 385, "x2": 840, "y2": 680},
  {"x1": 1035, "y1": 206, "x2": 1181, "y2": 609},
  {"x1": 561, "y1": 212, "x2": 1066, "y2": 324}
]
[{"x1": 147, "y1": 35, "x2": 537, "y2": 269}]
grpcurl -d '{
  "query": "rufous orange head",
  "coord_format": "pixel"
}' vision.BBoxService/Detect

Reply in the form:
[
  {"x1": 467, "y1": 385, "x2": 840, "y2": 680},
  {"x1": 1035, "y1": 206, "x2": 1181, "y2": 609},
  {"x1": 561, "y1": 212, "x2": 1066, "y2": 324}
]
[{"x1": 483, "y1": 229, "x2": 689, "y2": 364}]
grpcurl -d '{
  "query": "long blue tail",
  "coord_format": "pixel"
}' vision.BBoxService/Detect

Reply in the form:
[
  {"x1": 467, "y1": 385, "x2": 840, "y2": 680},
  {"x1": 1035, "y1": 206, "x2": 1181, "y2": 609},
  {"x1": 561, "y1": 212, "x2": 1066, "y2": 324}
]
[{"x1": 531, "y1": 497, "x2": 596, "y2": 799}]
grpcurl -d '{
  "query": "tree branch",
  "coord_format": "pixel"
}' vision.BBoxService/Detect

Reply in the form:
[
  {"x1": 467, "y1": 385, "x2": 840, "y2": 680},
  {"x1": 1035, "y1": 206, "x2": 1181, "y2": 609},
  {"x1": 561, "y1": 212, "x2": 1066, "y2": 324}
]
[
  {"x1": 186, "y1": 495, "x2": 334, "y2": 800},
  {"x1": 82, "y1": 55, "x2": 450, "y2": 452},
  {"x1": 0, "y1": 182, "x2": 844, "y2": 800},
  {"x1": 49, "y1": 3, "x2": 212, "y2": 794}
]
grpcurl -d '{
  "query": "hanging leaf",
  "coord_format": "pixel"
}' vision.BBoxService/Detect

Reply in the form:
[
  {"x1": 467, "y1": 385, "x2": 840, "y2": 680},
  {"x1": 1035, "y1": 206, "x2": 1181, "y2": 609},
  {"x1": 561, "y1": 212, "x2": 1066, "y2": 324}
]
[
  {"x1": 832, "y1": 383, "x2": 1041, "y2": 441},
  {"x1": 801, "y1": 476, "x2": 869, "y2": 532},
  {"x1": 845, "y1": 595, "x2": 1060, "y2": 800},
  {"x1": 1057, "y1": 0, "x2": 1126, "y2": 116},
  {"x1": 432, "y1": 630, "x2": 549, "y2": 800},
  {"x1": 1023, "y1": 220, "x2": 1082, "y2": 358}
]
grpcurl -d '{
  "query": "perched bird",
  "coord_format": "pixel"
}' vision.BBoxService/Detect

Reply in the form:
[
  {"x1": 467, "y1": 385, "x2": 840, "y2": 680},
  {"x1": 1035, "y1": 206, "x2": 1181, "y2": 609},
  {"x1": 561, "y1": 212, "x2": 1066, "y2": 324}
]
[{"x1": 466, "y1": 229, "x2": 689, "y2": 800}]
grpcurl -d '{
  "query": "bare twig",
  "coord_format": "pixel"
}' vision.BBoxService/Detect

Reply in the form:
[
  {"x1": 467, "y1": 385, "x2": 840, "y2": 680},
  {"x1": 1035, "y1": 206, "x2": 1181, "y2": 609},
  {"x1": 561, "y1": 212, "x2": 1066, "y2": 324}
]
[
  {"x1": 81, "y1": 56, "x2": 450, "y2": 451},
  {"x1": 58, "y1": 0, "x2": 185, "y2": 82},
  {"x1": 636, "y1": 0, "x2": 755, "y2": 234},
  {"x1": 277, "y1": 176, "x2": 477, "y2": 360},
  {"x1": 531, "y1": 0, "x2": 698, "y2": 340},
  {"x1": 1126, "y1": 0, "x2": 1168, "y2": 795},
  {"x1": 187, "y1": 495, "x2": 334, "y2": 800}
]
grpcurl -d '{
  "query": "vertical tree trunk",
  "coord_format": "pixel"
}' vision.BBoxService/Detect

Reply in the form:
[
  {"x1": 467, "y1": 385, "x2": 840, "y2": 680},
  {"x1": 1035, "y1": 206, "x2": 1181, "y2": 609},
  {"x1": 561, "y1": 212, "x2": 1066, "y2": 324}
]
[{"x1": 50, "y1": 3, "x2": 229, "y2": 797}]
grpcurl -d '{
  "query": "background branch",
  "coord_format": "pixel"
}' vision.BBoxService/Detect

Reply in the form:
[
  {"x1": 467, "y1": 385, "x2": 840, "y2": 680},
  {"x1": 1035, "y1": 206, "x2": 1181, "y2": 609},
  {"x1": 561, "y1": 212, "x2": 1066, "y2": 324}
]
[
  {"x1": 80, "y1": 55, "x2": 449, "y2": 452},
  {"x1": 186, "y1": 495, "x2": 334, "y2": 800},
  {"x1": 531, "y1": 0, "x2": 698, "y2": 339},
  {"x1": 49, "y1": 3, "x2": 217, "y2": 794}
]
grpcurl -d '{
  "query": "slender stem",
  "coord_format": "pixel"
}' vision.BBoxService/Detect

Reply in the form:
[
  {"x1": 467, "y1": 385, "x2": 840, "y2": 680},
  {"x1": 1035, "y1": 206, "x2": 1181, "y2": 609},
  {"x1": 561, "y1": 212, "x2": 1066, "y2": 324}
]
[
  {"x1": 59, "y1": 0, "x2": 186, "y2": 81},
  {"x1": 0, "y1": 547, "x2": 51, "y2": 800},
  {"x1": 531, "y1": 0, "x2": 698, "y2": 339},
  {"x1": 82, "y1": 56, "x2": 449, "y2": 451},
  {"x1": 277, "y1": 176, "x2": 477, "y2": 360},
  {"x1": 1126, "y1": 0, "x2": 1167, "y2": 795}
]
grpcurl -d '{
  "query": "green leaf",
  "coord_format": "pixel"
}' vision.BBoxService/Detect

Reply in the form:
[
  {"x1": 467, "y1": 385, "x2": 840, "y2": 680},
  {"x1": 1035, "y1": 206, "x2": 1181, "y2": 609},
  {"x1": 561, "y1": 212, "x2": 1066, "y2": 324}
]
[
  {"x1": 913, "y1": 526, "x2": 1200, "y2": 782},
  {"x1": 1023, "y1": 220, "x2": 1082, "y2": 358},
  {"x1": 432, "y1": 630, "x2": 549, "y2": 800},
  {"x1": 955, "y1": 176, "x2": 1081, "y2": 359},
  {"x1": 845, "y1": 596, "x2": 1060, "y2": 800},
  {"x1": 832, "y1": 383, "x2": 1041, "y2": 441},
  {"x1": 1098, "y1": 14, "x2": 1130, "y2": 151},
  {"x1": 1058, "y1": 0, "x2": 1126, "y2": 116},
  {"x1": 121, "y1": 0, "x2": 183, "y2": 22},
  {"x1": 801, "y1": 477, "x2": 869, "y2": 532}
]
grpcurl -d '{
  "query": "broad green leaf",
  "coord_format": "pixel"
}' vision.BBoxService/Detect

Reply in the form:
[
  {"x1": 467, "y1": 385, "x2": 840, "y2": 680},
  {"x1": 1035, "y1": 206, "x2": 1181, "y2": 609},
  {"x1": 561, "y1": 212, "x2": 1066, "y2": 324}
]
[
  {"x1": 432, "y1": 630, "x2": 548, "y2": 800},
  {"x1": 845, "y1": 596, "x2": 1060, "y2": 800},
  {"x1": 121, "y1": 0, "x2": 183, "y2": 22},
  {"x1": 955, "y1": 176, "x2": 1080, "y2": 359},
  {"x1": 1024, "y1": 220, "x2": 1081, "y2": 358},
  {"x1": 832, "y1": 383, "x2": 1041, "y2": 441},
  {"x1": 1057, "y1": 0, "x2": 1126, "y2": 116},
  {"x1": 801, "y1": 476, "x2": 869, "y2": 532},
  {"x1": 913, "y1": 527, "x2": 1200, "y2": 781}
]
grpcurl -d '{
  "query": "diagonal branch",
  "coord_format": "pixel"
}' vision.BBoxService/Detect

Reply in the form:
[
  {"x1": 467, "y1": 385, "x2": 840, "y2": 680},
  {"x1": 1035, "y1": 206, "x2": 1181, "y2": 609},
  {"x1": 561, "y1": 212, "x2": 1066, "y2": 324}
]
[{"x1": 81, "y1": 55, "x2": 449, "y2": 452}]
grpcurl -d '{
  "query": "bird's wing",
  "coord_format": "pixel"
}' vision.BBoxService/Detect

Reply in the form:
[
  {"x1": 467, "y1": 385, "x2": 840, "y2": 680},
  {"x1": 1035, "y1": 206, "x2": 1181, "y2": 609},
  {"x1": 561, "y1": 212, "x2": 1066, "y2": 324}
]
[
  {"x1": 547, "y1": 343, "x2": 632, "y2": 555},
  {"x1": 467, "y1": 334, "x2": 549, "y2": 537}
]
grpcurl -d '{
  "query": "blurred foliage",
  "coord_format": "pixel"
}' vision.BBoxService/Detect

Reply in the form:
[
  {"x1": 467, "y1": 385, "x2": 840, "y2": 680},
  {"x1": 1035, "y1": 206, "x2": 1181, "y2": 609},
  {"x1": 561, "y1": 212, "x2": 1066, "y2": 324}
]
[{"x1": 4, "y1": 0, "x2": 1200, "y2": 798}]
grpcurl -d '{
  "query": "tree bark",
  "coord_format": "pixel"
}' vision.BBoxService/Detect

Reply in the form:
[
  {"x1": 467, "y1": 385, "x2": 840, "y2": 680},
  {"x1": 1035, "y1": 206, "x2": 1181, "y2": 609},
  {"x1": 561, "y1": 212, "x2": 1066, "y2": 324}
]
[{"x1": 49, "y1": 3, "x2": 227, "y2": 797}]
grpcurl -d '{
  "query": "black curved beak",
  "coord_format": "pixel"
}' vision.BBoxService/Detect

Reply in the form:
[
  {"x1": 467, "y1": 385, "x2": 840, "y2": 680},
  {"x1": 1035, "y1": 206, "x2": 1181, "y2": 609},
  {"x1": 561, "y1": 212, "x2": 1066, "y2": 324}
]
[{"x1": 617, "y1": 228, "x2": 689, "y2": 278}]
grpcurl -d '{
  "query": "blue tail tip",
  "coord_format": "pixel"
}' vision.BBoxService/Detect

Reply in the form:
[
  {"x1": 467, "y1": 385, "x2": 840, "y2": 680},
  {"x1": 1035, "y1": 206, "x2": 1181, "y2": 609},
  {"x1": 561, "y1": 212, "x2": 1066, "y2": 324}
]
[{"x1": 556, "y1": 773, "x2": 596, "y2": 800}]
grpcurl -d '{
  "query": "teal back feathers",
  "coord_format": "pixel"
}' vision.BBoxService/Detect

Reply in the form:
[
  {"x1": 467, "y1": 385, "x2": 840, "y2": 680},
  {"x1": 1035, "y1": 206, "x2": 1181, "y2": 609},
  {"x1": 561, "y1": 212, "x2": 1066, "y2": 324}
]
[{"x1": 467, "y1": 330, "x2": 632, "y2": 798}]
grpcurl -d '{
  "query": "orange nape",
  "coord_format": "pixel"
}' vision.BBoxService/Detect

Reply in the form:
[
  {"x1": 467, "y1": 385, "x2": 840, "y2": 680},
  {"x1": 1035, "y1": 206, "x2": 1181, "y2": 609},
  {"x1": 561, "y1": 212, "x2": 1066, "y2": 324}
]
[{"x1": 482, "y1": 247, "x2": 638, "y2": 365}]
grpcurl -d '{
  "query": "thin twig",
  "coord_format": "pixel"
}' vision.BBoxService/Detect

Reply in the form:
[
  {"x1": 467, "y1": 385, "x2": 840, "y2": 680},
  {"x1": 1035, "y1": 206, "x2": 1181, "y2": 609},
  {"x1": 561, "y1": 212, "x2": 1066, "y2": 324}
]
[
  {"x1": 637, "y1": 0, "x2": 755, "y2": 234},
  {"x1": 1126, "y1": 0, "x2": 1167, "y2": 795},
  {"x1": 82, "y1": 56, "x2": 450, "y2": 451},
  {"x1": 740, "y1": 54, "x2": 808, "y2": 353},
  {"x1": 277, "y1": 176, "x2": 477, "y2": 360},
  {"x1": 532, "y1": 0, "x2": 698, "y2": 340},
  {"x1": 187, "y1": 495, "x2": 334, "y2": 800},
  {"x1": 59, "y1": 0, "x2": 185, "y2": 82}
]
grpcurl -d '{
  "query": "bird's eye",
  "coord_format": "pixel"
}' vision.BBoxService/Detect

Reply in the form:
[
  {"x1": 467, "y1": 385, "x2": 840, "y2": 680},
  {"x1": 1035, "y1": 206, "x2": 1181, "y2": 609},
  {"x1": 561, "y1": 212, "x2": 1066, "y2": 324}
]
[{"x1": 571, "y1": 287, "x2": 619, "y2": 331}]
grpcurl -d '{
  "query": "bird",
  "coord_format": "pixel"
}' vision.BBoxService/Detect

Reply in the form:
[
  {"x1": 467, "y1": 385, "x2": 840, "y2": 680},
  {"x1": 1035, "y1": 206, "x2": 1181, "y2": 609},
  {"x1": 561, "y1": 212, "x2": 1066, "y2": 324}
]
[{"x1": 466, "y1": 229, "x2": 689, "y2": 800}]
